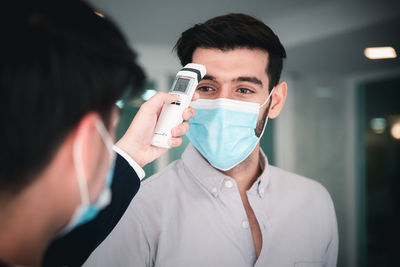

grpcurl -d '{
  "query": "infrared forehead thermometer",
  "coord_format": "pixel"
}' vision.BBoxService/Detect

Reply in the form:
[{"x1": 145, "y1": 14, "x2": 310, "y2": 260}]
[{"x1": 151, "y1": 63, "x2": 206, "y2": 148}]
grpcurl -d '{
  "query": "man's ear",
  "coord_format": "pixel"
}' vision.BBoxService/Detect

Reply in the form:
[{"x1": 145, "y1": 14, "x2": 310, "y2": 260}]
[
  {"x1": 268, "y1": 81, "x2": 287, "y2": 119},
  {"x1": 71, "y1": 112, "x2": 109, "y2": 202}
]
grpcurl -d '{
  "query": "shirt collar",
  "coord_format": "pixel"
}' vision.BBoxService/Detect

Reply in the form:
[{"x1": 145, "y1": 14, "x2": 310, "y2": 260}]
[
  {"x1": 182, "y1": 144, "x2": 271, "y2": 198},
  {"x1": 247, "y1": 148, "x2": 271, "y2": 198}
]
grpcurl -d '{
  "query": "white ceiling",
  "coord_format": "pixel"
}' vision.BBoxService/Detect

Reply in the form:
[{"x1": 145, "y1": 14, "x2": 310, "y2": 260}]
[{"x1": 89, "y1": 0, "x2": 400, "y2": 74}]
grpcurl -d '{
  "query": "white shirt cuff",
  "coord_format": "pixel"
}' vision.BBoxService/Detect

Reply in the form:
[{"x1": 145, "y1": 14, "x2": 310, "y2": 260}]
[{"x1": 113, "y1": 145, "x2": 146, "y2": 180}]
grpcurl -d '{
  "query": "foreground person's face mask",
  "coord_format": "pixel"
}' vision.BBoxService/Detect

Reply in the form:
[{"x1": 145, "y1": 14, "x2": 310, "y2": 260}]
[
  {"x1": 187, "y1": 89, "x2": 274, "y2": 171},
  {"x1": 58, "y1": 119, "x2": 116, "y2": 236}
]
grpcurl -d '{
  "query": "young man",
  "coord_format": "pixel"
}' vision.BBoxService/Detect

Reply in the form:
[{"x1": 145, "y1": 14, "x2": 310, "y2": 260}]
[
  {"x1": 0, "y1": 1, "x2": 194, "y2": 267},
  {"x1": 85, "y1": 13, "x2": 338, "y2": 267}
]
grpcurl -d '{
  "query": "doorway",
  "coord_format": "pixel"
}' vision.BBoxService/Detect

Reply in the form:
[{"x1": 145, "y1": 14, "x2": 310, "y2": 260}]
[{"x1": 358, "y1": 76, "x2": 400, "y2": 267}]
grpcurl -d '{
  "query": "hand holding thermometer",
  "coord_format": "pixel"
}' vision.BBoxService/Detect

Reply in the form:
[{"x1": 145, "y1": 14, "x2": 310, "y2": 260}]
[{"x1": 151, "y1": 63, "x2": 206, "y2": 148}]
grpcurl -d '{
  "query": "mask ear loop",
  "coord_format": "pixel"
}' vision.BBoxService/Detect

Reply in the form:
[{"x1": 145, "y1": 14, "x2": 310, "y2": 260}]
[
  {"x1": 256, "y1": 87, "x2": 275, "y2": 139},
  {"x1": 95, "y1": 120, "x2": 115, "y2": 161},
  {"x1": 73, "y1": 136, "x2": 90, "y2": 206},
  {"x1": 260, "y1": 87, "x2": 275, "y2": 108},
  {"x1": 95, "y1": 119, "x2": 116, "y2": 187},
  {"x1": 72, "y1": 119, "x2": 114, "y2": 207}
]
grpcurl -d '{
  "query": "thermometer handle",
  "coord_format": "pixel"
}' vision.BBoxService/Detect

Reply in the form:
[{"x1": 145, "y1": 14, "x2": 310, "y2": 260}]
[
  {"x1": 150, "y1": 63, "x2": 206, "y2": 148},
  {"x1": 151, "y1": 101, "x2": 185, "y2": 148}
]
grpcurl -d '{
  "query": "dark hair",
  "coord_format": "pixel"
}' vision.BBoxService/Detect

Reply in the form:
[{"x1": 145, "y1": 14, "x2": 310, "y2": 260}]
[
  {"x1": 0, "y1": 1, "x2": 145, "y2": 196},
  {"x1": 175, "y1": 13, "x2": 286, "y2": 90}
]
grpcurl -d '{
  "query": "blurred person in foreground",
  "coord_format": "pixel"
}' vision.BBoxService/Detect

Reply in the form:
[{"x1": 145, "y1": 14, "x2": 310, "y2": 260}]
[
  {"x1": 0, "y1": 1, "x2": 196, "y2": 266},
  {"x1": 86, "y1": 13, "x2": 339, "y2": 267}
]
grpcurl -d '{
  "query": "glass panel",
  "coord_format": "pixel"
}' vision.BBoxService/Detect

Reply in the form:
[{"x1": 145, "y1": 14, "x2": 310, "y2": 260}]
[{"x1": 359, "y1": 76, "x2": 400, "y2": 267}]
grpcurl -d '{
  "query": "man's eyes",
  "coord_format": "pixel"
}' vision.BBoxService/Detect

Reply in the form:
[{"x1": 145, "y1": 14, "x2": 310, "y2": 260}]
[
  {"x1": 197, "y1": 86, "x2": 255, "y2": 94},
  {"x1": 237, "y1": 88, "x2": 254, "y2": 94},
  {"x1": 197, "y1": 86, "x2": 214, "y2": 92}
]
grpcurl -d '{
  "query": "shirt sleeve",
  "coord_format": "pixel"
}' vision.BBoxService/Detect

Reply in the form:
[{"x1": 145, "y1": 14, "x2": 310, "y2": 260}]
[
  {"x1": 83, "y1": 203, "x2": 152, "y2": 267},
  {"x1": 323, "y1": 192, "x2": 339, "y2": 267},
  {"x1": 43, "y1": 153, "x2": 141, "y2": 267},
  {"x1": 113, "y1": 145, "x2": 145, "y2": 180}
]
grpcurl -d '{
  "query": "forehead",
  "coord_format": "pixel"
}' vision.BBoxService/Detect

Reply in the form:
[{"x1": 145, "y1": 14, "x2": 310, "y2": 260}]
[{"x1": 192, "y1": 48, "x2": 269, "y2": 82}]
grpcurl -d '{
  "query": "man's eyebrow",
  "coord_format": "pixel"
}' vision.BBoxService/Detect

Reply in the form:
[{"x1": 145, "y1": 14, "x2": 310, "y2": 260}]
[
  {"x1": 201, "y1": 75, "x2": 263, "y2": 86},
  {"x1": 202, "y1": 75, "x2": 216, "y2": 81},
  {"x1": 234, "y1": 76, "x2": 263, "y2": 86}
]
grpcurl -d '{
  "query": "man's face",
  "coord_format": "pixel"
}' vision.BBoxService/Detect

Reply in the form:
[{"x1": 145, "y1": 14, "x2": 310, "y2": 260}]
[{"x1": 192, "y1": 48, "x2": 271, "y2": 135}]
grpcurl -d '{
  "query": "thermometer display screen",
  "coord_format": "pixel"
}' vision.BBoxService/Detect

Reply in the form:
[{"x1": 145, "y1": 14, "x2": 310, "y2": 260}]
[{"x1": 172, "y1": 78, "x2": 190, "y2": 93}]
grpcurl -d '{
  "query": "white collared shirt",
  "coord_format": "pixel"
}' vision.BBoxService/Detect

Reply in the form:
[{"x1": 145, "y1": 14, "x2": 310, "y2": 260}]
[
  {"x1": 113, "y1": 145, "x2": 145, "y2": 180},
  {"x1": 86, "y1": 144, "x2": 338, "y2": 267}
]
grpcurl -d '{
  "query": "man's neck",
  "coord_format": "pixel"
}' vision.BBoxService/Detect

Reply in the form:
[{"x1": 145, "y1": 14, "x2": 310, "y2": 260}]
[
  {"x1": 0, "y1": 180, "x2": 61, "y2": 267},
  {"x1": 222, "y1": 145, "x2": 262, "y2": 193}
]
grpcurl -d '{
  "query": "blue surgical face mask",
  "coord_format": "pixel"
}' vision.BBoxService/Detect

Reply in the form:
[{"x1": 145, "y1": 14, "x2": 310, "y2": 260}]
[
  {"x1": 186, "y1": 89, "x2": 274, "y2": 171},
  {"x1": 58, "y1": 119, "x2": 116, "y2": 236}
]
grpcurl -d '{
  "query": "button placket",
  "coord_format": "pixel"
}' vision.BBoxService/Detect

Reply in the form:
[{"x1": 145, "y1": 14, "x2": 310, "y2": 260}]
[{"x1": 258, "y1": 187, "x2": 265, "y2": 198}]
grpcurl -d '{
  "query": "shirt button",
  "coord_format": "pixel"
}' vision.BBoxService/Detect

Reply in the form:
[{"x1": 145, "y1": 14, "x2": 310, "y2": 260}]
[
  {"x1": 259, "y1": 188, "x2": 265, "y2": 197},
  {"x1": 211, "y1": 187, "x2": 218, "y2": 194},
  {"x1": 225, "y1": 180, "x2": 233, "y2": 188},
  {"x1": 242, "y1": 221, "x2": 249, "y2": 229}
]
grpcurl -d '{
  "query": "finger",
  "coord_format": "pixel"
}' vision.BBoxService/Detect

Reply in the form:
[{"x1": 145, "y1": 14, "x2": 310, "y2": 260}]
[
  {"x1": 142, "y1": 92, "x2": 180, "y2": 116},
  {"x1": 168, "y1": 137, "x2": 182, "y2": 147},
  {"x1": 147, "y1": 92, "x2": 179, "y2": 107},
  {"x1": 163, "y1": 93, "x2": 180, "y2": 105},
  {"x1": 171, "y1": 121, "x2": 190, "y2": 137},
  {"x1": 182, "y1": 107, "x2": 195, "y2": 121}
]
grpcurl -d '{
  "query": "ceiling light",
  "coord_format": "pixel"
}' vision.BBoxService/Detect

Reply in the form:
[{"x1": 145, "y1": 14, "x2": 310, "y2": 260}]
[{"x1": 364, "y1": 47, "x2": 397, "y2": 60}]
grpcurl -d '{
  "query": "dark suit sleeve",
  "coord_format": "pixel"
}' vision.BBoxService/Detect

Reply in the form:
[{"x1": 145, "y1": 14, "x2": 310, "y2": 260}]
[{"x1": 43, "y1": 153, "x2": 141, "y2": 267}]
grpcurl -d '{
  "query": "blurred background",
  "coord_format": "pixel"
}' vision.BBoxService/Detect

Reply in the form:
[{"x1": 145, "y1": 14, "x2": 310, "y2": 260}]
[{"x1": 89, "y1": 0, "x2": 400, "y2": 266}]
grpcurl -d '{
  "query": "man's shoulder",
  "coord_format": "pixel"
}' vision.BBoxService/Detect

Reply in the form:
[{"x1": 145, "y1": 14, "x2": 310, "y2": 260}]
[
  {"x1": 142, "y1": 159, "x2": 183, "y2": 186},
  {"x1": 124, "y1": 158, "x2": 192, "y2": 230},
  {"x1": 268, "y1": 165, "x2": 332, "y2": 201},
  {"x1": 133, "y1": 159, "x2": 185, "y2": 203}
]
